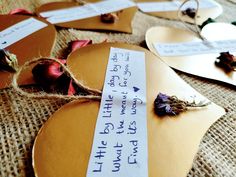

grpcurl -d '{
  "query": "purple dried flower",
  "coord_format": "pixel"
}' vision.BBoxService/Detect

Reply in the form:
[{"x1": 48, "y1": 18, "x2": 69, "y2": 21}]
[
  {"x1": 154, "y1": 93, "x2": 210, "y2": 117},
  {"x1": 156, "y1": 92, "x2": 169, "y2": 102},
  {"x1": 154, "y1": 93, "x2": 175, "y2": 116}
]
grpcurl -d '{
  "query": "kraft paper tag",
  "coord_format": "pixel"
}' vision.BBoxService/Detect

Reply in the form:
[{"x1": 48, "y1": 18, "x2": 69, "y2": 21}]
[
  {"x1": 32, "y1": 43, "x2": 225, "y2": 177},
  {"x1": 36, "y1": 0, "x2": 137, "y2": 33},
  {"x1": 145, "y1": 23, "x2": 236, "y2": 86},
  {"x1": 0, "y1": 15, "x2": 56, "y2": 89}
]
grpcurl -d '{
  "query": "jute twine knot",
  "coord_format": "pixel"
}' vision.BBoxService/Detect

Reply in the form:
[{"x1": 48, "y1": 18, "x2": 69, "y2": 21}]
[{"x1": 11, "y1": 57, "x2": 102, "y2": 101}]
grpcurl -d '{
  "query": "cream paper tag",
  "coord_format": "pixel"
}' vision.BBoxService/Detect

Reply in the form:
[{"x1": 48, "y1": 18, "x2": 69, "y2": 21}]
[
  {"x1": 40, "y1": 0, "x2": 136, "y2": 24},
  {"x1": 86, "y1": 47, "x2": 148, "y2": 177},
  {"x1": 0, "y1": 18, "x2": 48, "y2": 49}
]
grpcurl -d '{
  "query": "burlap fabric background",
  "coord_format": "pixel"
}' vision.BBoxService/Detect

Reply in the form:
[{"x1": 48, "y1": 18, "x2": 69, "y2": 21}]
[{"x1": 0, "y1": 0, "x2": 235, "y2": 176}]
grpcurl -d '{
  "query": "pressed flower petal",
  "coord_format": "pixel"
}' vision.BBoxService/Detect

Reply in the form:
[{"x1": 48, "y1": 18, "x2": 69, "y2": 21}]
[
  {"x1": 47, "y1": 62, "x2": 63, "y2": 78},
  {"x1": 157, "y1": 104, "x2": 166, "y2": 109},
  {"x1": 155, "y1": 93, "x2": 169, "y2": 104},
  {"x1": 32, "y1": 59, "x2": 66, "y2": 90},
  {"x1": 165, "y1": 104, "x2": 172, "y2": 113},
  {"x1": 70, "y1": 40, "x2": 92, "y2": 52},
  {"x1": 9, "y1": 8, "x2": 33, "y2": 15},
  {"x1": 32, "y1": 40, "x2": 92, "y2": 95},
  {"x1": 157, "y1": 93, "x2": 170, "y2": 102},
  {"x1": 61, "y1": 40, "x2": 92, "y2": 59},
  {"x1": 68, "y1": 80, "x2": 76, "y2": 96}
]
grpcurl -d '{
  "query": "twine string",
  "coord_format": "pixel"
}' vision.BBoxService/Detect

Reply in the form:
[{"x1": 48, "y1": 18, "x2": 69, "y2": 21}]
[
  {"x1": 12, "y1": 57, "x2": 102, "y2": 101},
  {"x1": 177, "y1": 0, "x2": 207, "y2": 41}
]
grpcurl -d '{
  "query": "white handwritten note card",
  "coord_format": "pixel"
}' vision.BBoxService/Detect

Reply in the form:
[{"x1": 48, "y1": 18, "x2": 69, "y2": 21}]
[
  {"x1": 137, "y1": 0, "x2": 217, "y2": 13},
  {"x1": 40, "y1": 0, "x2": 136, "y2": 24},
  {"x1": 154, "y1": 39, "x2": 236, "y2": 57},
  {"x1": 0, "y1": 18, "x2": 48, "y2": 49},
  {"x1": 86, "y1": 47, "x2": 148, "y2": 177}
]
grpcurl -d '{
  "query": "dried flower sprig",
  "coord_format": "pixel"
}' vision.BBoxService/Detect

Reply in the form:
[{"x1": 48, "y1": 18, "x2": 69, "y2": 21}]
[
  {"x1": 0, "y1": 49, "x2": 18, "y2": 72},
  {"x1": 154, "y1": 93, "x2": 211, "y2": 116},
  {"x1": 215, "y1": 52, "x2": 236, "y2": 72}
]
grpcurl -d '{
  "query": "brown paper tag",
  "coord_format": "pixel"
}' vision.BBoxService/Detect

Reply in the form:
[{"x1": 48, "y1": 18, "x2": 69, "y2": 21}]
[
  {"x1": 0, "y1": 15, "x2": 56, "y2": 89},
  {"x1": 32, "y1": 43, "x2": 225, "y2": 177},
  {"x1": 36, "y1": 0, "x2": 137, "y2": 33}
]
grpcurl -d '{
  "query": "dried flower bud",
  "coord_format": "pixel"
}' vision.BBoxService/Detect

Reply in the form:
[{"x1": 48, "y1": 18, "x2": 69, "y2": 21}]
[
  {"x1": 182, "y1": 8, "x2": 196, "y2": 19},
  {"x1": 0, "y1": 49, "x2": 18, "y2": 72},
  {"x1": 215, "y1": 52, "x2": 236, "y2": 72},
  {"x1": 101, "y1": 13, "x2": 119, "y2": 23},
  {"x1": 154, "y1": 93, "x2": 210, "y2": 116}
]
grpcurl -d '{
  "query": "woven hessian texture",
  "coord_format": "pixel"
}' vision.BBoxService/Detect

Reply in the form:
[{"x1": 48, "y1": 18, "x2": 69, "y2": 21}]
[{"x1": 0, "y1": 0, "x2": 235, "y2": 176}]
